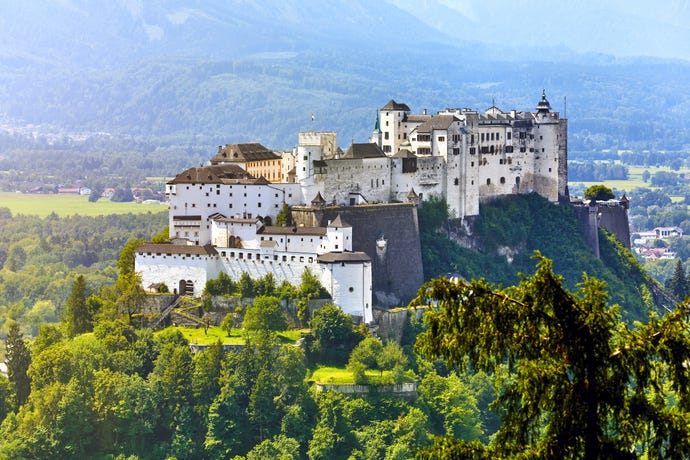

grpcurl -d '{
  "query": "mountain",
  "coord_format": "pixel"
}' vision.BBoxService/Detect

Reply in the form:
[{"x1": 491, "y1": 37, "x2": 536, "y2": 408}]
[{"x1": 0, "y1": 1, "x2": 689, "y2": 152}]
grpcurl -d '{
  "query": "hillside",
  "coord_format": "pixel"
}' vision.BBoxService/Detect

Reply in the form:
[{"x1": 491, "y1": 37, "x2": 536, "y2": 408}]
[
  {"x1": 0, "y1": 2, "x2": 689, "y2": 152},
  {"x1": 418, "y1": 194, "x2": 668, "y2": 322}
]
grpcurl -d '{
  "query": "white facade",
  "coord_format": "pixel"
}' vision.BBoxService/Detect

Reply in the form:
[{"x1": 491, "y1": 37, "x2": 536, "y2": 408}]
[{"x1": 136, "y1": 214, "x2": 373, "y2": 323}]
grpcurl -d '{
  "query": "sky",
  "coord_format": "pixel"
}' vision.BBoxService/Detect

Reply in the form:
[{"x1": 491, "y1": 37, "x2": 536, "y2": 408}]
[{"x1": 387, "y1": 0, "x2": 690, "y2": 61}]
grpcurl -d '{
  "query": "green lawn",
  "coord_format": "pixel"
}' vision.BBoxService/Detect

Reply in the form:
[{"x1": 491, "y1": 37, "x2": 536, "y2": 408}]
[
  {"x1": 0, "y1": 192, "x2": 167, "y2": 217},
  {"x1": 157, "y1": 325, "x2": 305, "y2": 345},
  {"x1": 310, "y1": 365, "x2": 402, "y2": 384}
]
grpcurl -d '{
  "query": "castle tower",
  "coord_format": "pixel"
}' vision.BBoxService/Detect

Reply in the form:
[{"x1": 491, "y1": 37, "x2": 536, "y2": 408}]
[
  {"x1": 296, "y1": 132, "x2": 335, "y2": 203},
  {"x1": 380, "y1": 99, "x2": 410, "y2": 156}
]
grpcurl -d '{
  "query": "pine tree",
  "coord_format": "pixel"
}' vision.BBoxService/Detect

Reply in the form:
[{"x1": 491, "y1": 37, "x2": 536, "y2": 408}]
[
  {"x1": 415, "y1": 254, "x2": 690, "y2": 458},
  {"x1": 5, "y1": 322, "x2": 31, "y2": 410},
  {"x1": 64, "y1": 275, "x2": 91, "y2": 337},
  {"x1": 666, "y1": 258, "x2": 688, "y2": 300}
]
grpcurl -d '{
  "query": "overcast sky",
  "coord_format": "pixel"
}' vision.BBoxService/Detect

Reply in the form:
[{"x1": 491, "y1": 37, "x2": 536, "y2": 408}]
[{"x1": 388, "y1": 0, "x2": 690, "y2": 61}]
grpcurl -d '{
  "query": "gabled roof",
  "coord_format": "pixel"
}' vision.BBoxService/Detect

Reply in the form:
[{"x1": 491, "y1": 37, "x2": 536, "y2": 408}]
[
  {"x1": 328, "y1": 214, "x2": 351, "y2": 228},
  {"x1": 260, "y1": 226, "x2": 327, "y2": 236},
  {"x1": 317, "y1": 252, "x2": 371, "y2": 263},
  {"x1": 405, "y1": 114, "x2": 432, "y2": 123},
  {"x1": 343, "y1": 143, "x2": 387, "y2": 159},
  {"x1": 168, "y1": 164, "x2": 255, "y2": 185},
  {"x1": 413, "y1": 115, "x2": 458, "y2": 133},
  {"x1": 381, "y1": 99, "x2": 410, "y2": 111},
  {"x1": 210, "y1": 143, "x2": 280, "y2": 164},
  {"x1": 136, "y1": 243, "x2": 218, "y2": 256},
  {"x1": 392, "y1": 148, "x2": 415, "y2": 158}
]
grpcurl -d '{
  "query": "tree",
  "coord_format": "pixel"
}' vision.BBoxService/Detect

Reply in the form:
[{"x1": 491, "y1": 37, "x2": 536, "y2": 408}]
[
  {"x1": 414, "y1": 255, "x2": 690, "y2": 458},
  {"x1": 110, "y1": 185, "x2": 134, "y2": 202},
  {"x1": 665, "y1": 258, "x2": 688, "y2": 300},
  {"x1": 204, "y1": 271, "x2": 236, "y2": 296},
  {"x1": 297, "y1": 268, "x2": 330, "y2": 322},
  {"x1": 64, "y1": 275, "x2": 91, "y2": 337},
  {"x1": 275, "y1": 203, "x2": 291, "y2": 227},
  {"x1": 584, "y1": 184, "x2": 615, "y2": 201},
  {"x1": 5, "y1": 322, "x2": 31, "y2": 410},
  {"x1": 5, "y1": 245, "x2": 26, "y2": 272},
  {"x1": 309, "y1": 303, "x2": 360, "y2": 364},
  {"x1": 238, "y1": 272, "x2": 255, "y2": 298},
  {"x1": 641, "y1": 169, "x2": 650, "y2": 182},
  {"x1": 117, "y1": 237, "x2": 145, "y2": 277},
  {"x1": 243, "y1": 296, "x2": 288, "y2": 332},
  {"x1": 347, "y1": 337, "x2": 383, "y2": 382}
]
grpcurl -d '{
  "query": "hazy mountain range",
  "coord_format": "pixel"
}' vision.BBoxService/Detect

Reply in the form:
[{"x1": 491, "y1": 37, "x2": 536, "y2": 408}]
[{"x1": 0, "y1": 0, "x2": 688, "y2": 151}]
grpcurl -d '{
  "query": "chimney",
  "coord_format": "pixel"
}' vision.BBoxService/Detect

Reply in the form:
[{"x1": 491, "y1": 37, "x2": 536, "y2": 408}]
[{"x1": 423, "y1": 108, "x2": 427, "y2": 115}]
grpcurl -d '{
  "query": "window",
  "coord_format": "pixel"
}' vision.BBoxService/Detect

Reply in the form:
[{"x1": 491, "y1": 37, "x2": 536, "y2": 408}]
[
  {"x1": 487, "y1": 178, "x2": 491, "y2": 185},
  {"x1": 438, "y1": 136, "x2": 445, "y2": 142},
  {"x1": 507, "y1": 132, "x2": 512, "y2": 140},
  {"x1": 490, "y1": 133, "x2": 494, "y2": 141},
  {"x1": 384, "y1": 132, "x2": 389, "y2": 140},
  {"x1": 481, "y1": 133, "x2": 485, "y2": 142},
  {"x1": 500, "y1": 177, "x2": 506, "y2": 184},
  {"x1": 470, "y1": 147, "x2": 476, "y2": 155},
  {"x1": 454, "y1": 178, "x2": 459, "y2": 185},
  {"x1": 453, "y1": 148, "x2": 460, "y2": 155}
]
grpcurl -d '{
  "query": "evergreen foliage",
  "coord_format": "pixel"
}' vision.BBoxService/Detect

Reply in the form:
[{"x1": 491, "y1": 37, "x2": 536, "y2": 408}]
[
  {"x1": 4, "y1": 322, "x2": 31, "y2": 410},
  {"x1": 665, "y1": 258, "x2": 688, "y2": 300},
  {"x1": 414, "y1": 255, "x2": 690, "y2": 458},
  {"x1": 63, "y1": 275, "x2": 91, "y2": 337}
]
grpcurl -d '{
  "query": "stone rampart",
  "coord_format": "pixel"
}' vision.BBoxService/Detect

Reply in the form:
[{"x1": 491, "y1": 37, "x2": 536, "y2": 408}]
[{"x1": 292, "y1": 203, "x2": 424, "y2": 307}]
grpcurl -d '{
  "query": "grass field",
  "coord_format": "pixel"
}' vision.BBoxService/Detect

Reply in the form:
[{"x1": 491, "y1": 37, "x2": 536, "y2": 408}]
[
  {"x1": 158, "y1": 325, "x2": 305, "y2": 345},
  {"x1": 309, "y1": 365, "x2": 413, "y2": 384},
  {"x1": 0, "y1": 192, "x2": 167, "y2": 217}
]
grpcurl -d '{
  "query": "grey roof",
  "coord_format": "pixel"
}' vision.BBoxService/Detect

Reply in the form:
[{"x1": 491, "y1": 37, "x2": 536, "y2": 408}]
[
  {"x1": 311, "y1": 192, "x2": 326, "y2": 205},
  {"x1": 168, "y1": 164, "x2": 255, "y2": 185},
  {"x1": 210, "y1": 143, "x2": 280, "y2": 164},
  {"x1": 260, "y1": 226, "x2": 327, "y2": 236},
  {"x1": 317, "y1": 251, "x2": 371, "y2": 263},
  {"x1": 405, "y1": 114, "x2": 432, "y2": 123},
  {"x1": 212, "y1": 216, "x2": 260, "y2": 224},
  {"x1": 328, "y1": 214, "x2": 351, "y2": 228},
  {"x1": 392, "y1": 149, "x2": 415, "y2": 158},
  {"x1": 136, "y1": 243, "x2": 219, "y2": 256},
  {"x1": 343, "y1": 143, "x2": 387, "y2": 159},
  {"x1": 413, "y1": 115, "x2": 458, "y2": 133},
  {"x1": 381, "y1": 99, "x2": 410, "y2": 111}
]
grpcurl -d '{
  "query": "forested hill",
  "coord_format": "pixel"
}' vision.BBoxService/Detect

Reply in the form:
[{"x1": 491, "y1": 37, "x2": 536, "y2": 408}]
[
  {"x1": 418, "y1": 194, "x2": 669, "y2": 323},
  {"x1": 0, "y1": 2, "x2": 689, "y2": 151}
]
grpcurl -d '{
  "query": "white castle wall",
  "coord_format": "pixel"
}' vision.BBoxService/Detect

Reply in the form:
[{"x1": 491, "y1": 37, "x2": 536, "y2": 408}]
[
  {"x1": 136, "y1": 253, "x2": 216, "y2": 296},
  {"x1": 169, "y1": 182, "x2": 303, "y2": 244}
]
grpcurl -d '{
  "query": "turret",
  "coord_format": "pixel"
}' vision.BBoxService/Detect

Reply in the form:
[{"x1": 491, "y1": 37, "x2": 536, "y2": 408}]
[
  {"x1": 369, "y1": 110, "x2": 382, "y2": 147},
  {"x1": 536, "y1": 89, "x2": 551, "y2": 114}
]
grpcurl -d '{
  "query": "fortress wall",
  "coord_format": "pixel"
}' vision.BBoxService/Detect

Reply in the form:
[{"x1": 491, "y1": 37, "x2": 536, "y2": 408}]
[
  {"x1": 598, "y1": 205, "x2": 631, "y2": 249},
  {"x1": 573, "y1": 202, "x2": 631, "y2": 256},
  {"x1": 292, "y1": 203, "x2": 424, "y2": 307}
]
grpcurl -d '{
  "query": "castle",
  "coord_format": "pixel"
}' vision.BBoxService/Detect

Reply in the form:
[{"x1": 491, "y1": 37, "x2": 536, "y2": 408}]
[{"x1": 135, "y1": 92, "x2": 567, "y2": 322}]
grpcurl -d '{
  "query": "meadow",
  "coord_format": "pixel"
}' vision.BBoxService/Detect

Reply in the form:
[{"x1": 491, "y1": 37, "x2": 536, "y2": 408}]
[
  {"x1": 161, "y1": 325, "x2": 305, "y2": 345},
  {"x1": 0, "y1": 192, "x2": 167, "y2": 217}
]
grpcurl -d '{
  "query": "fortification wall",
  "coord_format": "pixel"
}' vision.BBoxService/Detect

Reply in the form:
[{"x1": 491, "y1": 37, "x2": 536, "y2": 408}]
[
  {"x1": 572, "y1": 202, "x2": 631, "y2": 256},
  {"x1": 598, "y1": 205, "x2": 631, "y2": 249},
  {"x1": 292, "y1": 203, "x2": 424, "y2": 307}
]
